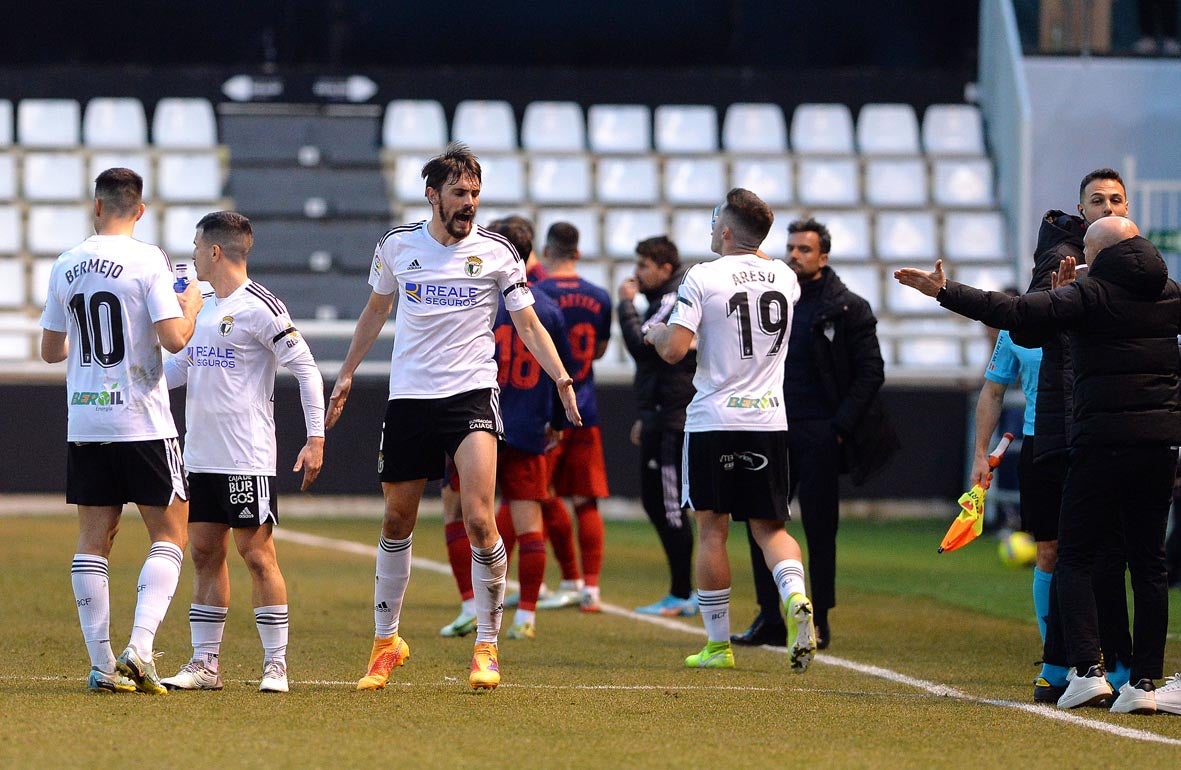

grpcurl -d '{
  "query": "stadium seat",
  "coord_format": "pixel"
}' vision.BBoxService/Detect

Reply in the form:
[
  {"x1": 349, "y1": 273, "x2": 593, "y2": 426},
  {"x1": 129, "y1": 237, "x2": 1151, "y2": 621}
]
[
  {"x1": 528, "y1": 155, "x2": 592, "y2": 205},
  {"x1": 17, "y1": 99, "x2": 81, "y2": 148},
  {"x1": 789, "y1": 104, "x2": 854, "y2": 155},
  {"x1": 953, "y1": 264, "x2": 1018, "y2": 293},
  {"x1": 535, "y1": 207, "x2": 601, "y2": 258},
  {"x1": 576, "y1": 260, "x2": 610, "y2": 295},
  {"x1": 922, "y1": 104, "x2": 985, "y2": 156},
  {"x1": 400, "y1": 204, "x2": 433, "y2": 225},
  {"x1": 730, "y1": 157, "x2": 793, "y2": 206},
  {"x1": 875, "y1": 211, "x2": 937, "y2": 260},
  {"x1": 451, "y1": 100, "x2": 517, "y2": 152},
  {"x1": 596, "y1": 157, "x2": 659, "y2": 205},
  {"x1": 587, "y1": 105, "x2": 651, "y2": 154},
  {"x1": 152, "y1": 98, "x2": 217, "y2": 148},
  {"x1": 27, "y1": 205, "x2": 89, "y2": 255},
  {"x1": 0, "y1": 154, "x2": 15, "y2": 200},
  {"x1": 474, "y1": 206, "x2": 533, "y2": 229},
  {"x1": 521, "y1": 101, "x2": 585, "y2": 151},
  {"x1": 82, "y1": 98, "x2": 148, "y2": 148},
  {"x1": 654, "y1": 105, "x2": 717, "y2": 154},
  {"x1": 22, "y1": 153, "x2": 86, "y2": 201},
  {"x1": 670, "y1": 208, "x2": 714, "y2": 258},
  {"x1": 895, "y1": 336, "x2": 962, "y2": 365},
  {"x1": 761, "y1": 210, "x2": 797, "y2": 259},
  {"x1": 382, "y1": 99, "x2": 447, "y2": 151},
  {"x1": 128, "y1": 208, "x2": 160, "y2": 248},
  {"x1": 29, "y1": 257, "x2": 55, "y2": 306},
  {"x1": 833, "y1": 264, "x2": 883, "y2": 311},
  {"x1": 722, "y1": 103, "x2": 787, "y2": 153},
  {"x1": 392, "y1": 153, "x2": 430, "y2": 202},
  {"x1": 157, "y1": 153, "x2": 222, "y2": 202},
  {"x1": 88, "y1": 152, "x2": 153, "y2": 199},
  {"x1": 0, "y1": 101, "x2": 13, "y2": 146},
  {"x1": 0, "y1": 205, "x2": 18, "y2": 254},
  {"x1": 885, "y1": 277, "x2": 949, "y2": 315},
  {"x1": 475, "y1": 154, "x2": 525, "y2": 204},
  {"x1": 603, "y1": 209, "x2": 668, "y2": 258},
  {"x1": 932, "y1": 158, "x2": 994, "y2": 207},
  {"x1": 856, "y1": 103, "x2": 920, "y2": 155},
  {"x1": 663, "y1": 157, "x2": 726, "y2": 206},
  {"x1": 796, "y1": 158, "x2": 860, "y2": 206},
  {"x1": 162, "y1": 205, "x2": 209, "y2": 255},
  {"x1": 808, "y1": 209, "x2": 871, "y2": 260},
  {"x1": 864, "y1": 158, "x2": 928, "y2": 207},
  {"x1": 942, "y1": 211, "x2": 1007, "y2": 261},
  {"x1": 0, "y1": 258, "x2": 22, "y2": 308}
]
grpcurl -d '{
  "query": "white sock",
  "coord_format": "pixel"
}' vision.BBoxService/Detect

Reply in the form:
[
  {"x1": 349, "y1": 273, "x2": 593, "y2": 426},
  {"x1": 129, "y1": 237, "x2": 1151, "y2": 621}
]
[
  {"x1": 513, "y1": 608, "x2": 536, "y2": 627},
  {"x1": 697, "y1": 588, "x2": 731, "y2": 643},
  {"x1": 255, "y1": 604, "x2": 289, "y2": 664},
  {"x1": 471, "y1": 539, "x2": 507, "y2": 643},
  {"x1": 771, "y1": 559, "x2": 808, "y2": 605},
  {"x1": 374, "y1": 534, "x2": 412, "y2": 639},
  {"x1": 189, "y1": 604, "x2": 227, "y2": 671},
  {"x1": 71, "y1": 554, "x2": 114, "y2": 671},
  {"x1": 128, "y1": 542, "x2": 183, "y2": 658}
]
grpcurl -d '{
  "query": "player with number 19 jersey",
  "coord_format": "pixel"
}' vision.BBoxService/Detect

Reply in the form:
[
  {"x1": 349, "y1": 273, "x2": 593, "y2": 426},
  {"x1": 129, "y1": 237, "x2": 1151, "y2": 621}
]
[
  {"x1": 40, "y1": 235, "x2": 183, "y2": 441},
  {"x1": 670, "y1": 254, "x2": 800, "y2": 432}
]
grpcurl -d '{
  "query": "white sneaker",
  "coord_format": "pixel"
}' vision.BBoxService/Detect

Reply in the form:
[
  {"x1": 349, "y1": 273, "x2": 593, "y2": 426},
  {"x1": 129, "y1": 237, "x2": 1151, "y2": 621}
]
[
  {"x1": 1154, "y1": 673, "x2": 1181, "y2": 715},
  {"x1": 1057, "y1": 665, "x2": 1113, "y2": 709},
  {"x1": 1109, "y1": 678, "x2": 1156, "y2": 714},
  {"x1": 161, "y1": 660, "x2": 224, "y2": 691},
  {"x1": 259, "y1": 659, "x2": 288, "y2": 693}
]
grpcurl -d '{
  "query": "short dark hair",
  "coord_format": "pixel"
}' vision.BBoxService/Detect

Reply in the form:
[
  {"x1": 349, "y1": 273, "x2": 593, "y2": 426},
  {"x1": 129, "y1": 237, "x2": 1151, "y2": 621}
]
[
  {"x1": 545, "y1": 221, "x2": 580, "y2": 260},
  {"x1": 196, "y1": 210, "x2": 254, "y2": 261},
  {"x1": 635, "y1": 235, "x2": 680, "y2": 269},
  {"x1": 421, "y1": 142, "x2": 482, "y2": 192},
  {"x1": 487, "y1": 215, "x2": 534, "y2": 262},
  {"x1": 787, "y1": 217, "x2": 832, "y2": 255},
  {"x1": 722, "y1": 188, "x2": 773, "y2": 243},
  {"x1": 94, "y1": 167, "x2": 143, "y2": 217},
  {"x1": 1079, "y1": 168, "x2": 1125, "y2": 200}
]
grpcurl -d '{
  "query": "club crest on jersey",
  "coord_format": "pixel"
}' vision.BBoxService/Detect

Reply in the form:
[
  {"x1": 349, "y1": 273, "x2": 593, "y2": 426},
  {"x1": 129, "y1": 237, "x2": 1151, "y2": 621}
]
[
  {"x1": 218, "y1": 315, "x2": 234, "y2": 337},
  {"x1": 465, "y1": 256, "x2": 483, "y2": 277}
]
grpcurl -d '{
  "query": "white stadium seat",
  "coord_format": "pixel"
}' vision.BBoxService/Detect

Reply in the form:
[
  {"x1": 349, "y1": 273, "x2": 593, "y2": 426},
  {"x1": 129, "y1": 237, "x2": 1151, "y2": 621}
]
[
  {"x1": 0, "y1": 154, "x2": 15, "y2": 200},
  {"x1": 27, "y1": 205, "x2": 90, "y2": 255},
  {"x1": 18, "y1": 99, "x2": 81, "y2": 148},
  {"x1": 654, "y1": 105, "x2": 717, "y2": 154},
  {"x1": 88, "y1": 152, "x2": 154, "y2": 200},
  {"x1": 392, "y1": 153, "x2": 430, "y2": 202},
  {"x1": 808, "y1": 209, "x2": 872, "y2": 261},
  {"x1": 521, "y1": 101, "x2": 585, "y2": 151},
  {"x1": 670, "y1": 208, "x2": 714, "y2": 259},
  {"x1": 864, "y1": 158, "x2": 928, "y2": 207},
  {"x1": 451, "y1": 100, "x2": 517, "y2": 152},
  {"x1": 162, "y1": 205, "x2": 209, "y2": 255},
  {"x1": 603, "y1": 208, "x2": 668, "y2": 258},
  {"x1": 762, "y1": 209, "x2": 798, "y2": 259},
  {"x1": 83, "y1": 98, "x2": 148, "y2": 148},
  {"x1": 663, "y1": 157, "x2": 725, "y2": 206},
  {"x1": 382, "y1": 100, "x2": 446, "y2": 151},
  {"x1": 474, "y1": 154, "x2": 525, "y2": 204},
  {"x1": 722, "y1": 103, "x2": 787, "y2": 153},
  {"x1": 576, "y1": 261, "x2": 610, "y2": 294},
  {"x1": 797, "y1": 158, "x2": 860, "y2": 206},
  {"x1": 22, "y1": 153, "x2": 86, "y2": 201},
  {"x1": 536, "y1": 207, "x2": 601, "y2": 258},
  {"x1": 730, "y1": 157, "x2": 793, "y2": 206},
  {"x1": 942, "y1": 211, "x2": 1007, "y2": 261},
  {"x1": 30, "y1": 257, "x2": 55, "y2": 306},
  {"x1": 922, "y1": 104, "x2": 985, "y2": 156},
  {"x1": 876, "y1": 211, "x2": 937, "y2": 260},
  {"x1": 400, "y1": 204, "x2": 433, "y2": 225},
  {"x1": 895, "y1": 336, "x2": 962, "y2": 365},
  {"x1": 932, "y1": 158, "x2": 994, "y2": 207},
  {"x1": 0, "y1": 100, "x2": 12, "y2": 146},
  {"x1": 588, "y1": 105, "x2": 650, "y2": 154},
  {"x1": 0, "y1": 205, "x2": 19, "y2": 254},
  {"x1": 596, "y1": 156, "x2": 659, "y2": 205},
  {"x1": 157, "y1": 153, "x2": 222, "y2": 202},
  {"x1": 953, "y1": 264, "x2": 1018, "y2": 293},
  {"x1": 131, "y1": 208, "x2": 160, "y2": 249},
  {"x1": 834, "y1": 264, "x2": 883, "y2": 311},
  {"x1": 790, "y1": 104, "x2": 854, "y2": 155},
  {"x1": 528, "y1": 155, "x2": 592, "y2": 205},
  {"x1": 475, "y1": 207, "x2": 534, "y2": 229},
  {"x1": 152, "y1": 98, "x2": 217, "y2": 148},
  {"x1": 856, "y1": 103, "x2": 920, "y2": 155},
  {"x1": 0, "y1": 258, "x2": 22, "y2": 307}
]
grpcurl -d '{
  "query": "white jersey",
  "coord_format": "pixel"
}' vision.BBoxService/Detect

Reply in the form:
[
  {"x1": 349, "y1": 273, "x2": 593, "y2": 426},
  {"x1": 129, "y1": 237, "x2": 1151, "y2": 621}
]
[
  {"x1": 40, "y1": 234, "x2": 183, "y2": 442},
  {"x1": 164, "y1": 280, "x2": 325, "y2": 475},
  {"x1": 670, "y1": 252, "x2": 801, "y2": 432},
  {"x1": 369, "y1": 221, "x2": 533, "y2": 399}
]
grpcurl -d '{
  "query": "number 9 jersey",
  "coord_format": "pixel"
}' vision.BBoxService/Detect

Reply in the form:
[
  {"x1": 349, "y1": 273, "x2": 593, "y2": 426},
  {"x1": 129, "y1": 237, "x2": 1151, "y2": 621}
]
[
  {"x1": 40, "y1": 234, "x2": 184, "y2": 442},
  {"x1": 669, "y1": 253, "x2": 800, "y2": 433}
]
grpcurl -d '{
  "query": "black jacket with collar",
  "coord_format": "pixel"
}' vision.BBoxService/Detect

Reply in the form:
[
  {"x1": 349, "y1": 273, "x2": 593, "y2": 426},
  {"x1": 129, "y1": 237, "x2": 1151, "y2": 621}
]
[
  {"x1": 939, "y1": 236, "x2": 1181, "y2": 447},
  {"x1": 797, "y1": 266, "x2": 898, "y2": 485},
  {"x1": 618, "y1": 263, "x2": 696, "y2": 431}
]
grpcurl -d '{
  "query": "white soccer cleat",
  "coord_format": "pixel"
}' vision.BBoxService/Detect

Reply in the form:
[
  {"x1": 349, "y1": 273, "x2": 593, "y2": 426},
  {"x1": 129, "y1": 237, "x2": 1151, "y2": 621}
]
[
  {"x1": 259, "y1": 659, "x2": 288, "y2": 693},
  {"x1": 161, "y1": 660, "x2": 224, "y2": 691}
]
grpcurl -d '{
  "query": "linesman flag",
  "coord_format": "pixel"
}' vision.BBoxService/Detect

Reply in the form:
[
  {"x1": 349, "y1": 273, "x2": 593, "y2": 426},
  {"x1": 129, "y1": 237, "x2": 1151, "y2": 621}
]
[{"x1": 937, "y1": 433, "x2": 1014, "y2": 554}]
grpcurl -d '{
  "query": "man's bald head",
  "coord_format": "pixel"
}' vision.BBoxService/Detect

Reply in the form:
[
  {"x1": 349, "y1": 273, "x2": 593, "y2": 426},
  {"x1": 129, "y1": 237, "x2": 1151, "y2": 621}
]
[{"x1": 1083, "y1": 216, "x2": 1140, "y2": 263}]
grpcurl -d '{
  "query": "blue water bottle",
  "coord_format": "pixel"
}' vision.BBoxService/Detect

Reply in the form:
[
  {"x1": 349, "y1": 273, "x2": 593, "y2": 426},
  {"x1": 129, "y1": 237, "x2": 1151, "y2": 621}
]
[{"x1": 173, "y1": 263, "x2": 189, "y2": 293}]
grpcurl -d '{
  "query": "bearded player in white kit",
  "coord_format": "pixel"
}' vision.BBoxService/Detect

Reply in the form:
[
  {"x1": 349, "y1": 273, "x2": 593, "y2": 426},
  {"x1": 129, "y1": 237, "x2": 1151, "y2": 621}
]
[
  {"x1": 158, "y1": 212, "x2": 325, "y2": 694},
  {"x1": 645, "y1": 188, "x2": 817, "y2": 672},
  {"x1": 327, "y1": 143, "x2": 581, "y2": 691},
  {"x1": 40, "y1": 167, "x2": 203, "y2": 694}
]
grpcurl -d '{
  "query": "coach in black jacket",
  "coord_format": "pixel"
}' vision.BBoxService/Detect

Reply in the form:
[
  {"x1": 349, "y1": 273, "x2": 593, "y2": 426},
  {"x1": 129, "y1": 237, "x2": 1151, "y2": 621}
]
[
  {"x1": 895, "y1": 217, "x2": 1181, "y2": 710},
  {"x1": 733, "y1": 218, "x2": 898, "y2": 649},
  {"x1": 618, "y1": 236, "x2": 698, "y2": 615}
]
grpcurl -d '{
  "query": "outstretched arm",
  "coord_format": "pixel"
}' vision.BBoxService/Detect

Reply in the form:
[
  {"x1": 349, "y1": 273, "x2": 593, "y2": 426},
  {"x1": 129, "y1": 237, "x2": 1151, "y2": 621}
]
[{"x1": 892, "y1": 259, "x2": 947, "y2": 297}]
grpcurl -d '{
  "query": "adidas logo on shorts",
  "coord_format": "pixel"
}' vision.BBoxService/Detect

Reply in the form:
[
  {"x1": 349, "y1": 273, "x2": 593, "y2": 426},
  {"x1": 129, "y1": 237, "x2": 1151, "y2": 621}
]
[{"x1": 237, "y1": 508, "x2": 253, "y2": 519}]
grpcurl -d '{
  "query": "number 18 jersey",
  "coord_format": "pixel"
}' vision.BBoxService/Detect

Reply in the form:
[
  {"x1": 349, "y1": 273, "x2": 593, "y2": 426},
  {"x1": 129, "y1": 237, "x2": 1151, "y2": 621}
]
[
  {"x1": 669, "y1": 253, "x2": 800, "y2": 432},
  {"x1": 40, "y1": 234, "x2": 183, "y2": 442}
]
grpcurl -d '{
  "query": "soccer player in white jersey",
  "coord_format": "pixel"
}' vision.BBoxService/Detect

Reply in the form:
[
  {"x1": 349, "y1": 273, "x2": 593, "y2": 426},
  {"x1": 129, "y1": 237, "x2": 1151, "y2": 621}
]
[
  {"x1": 327, "y1": 143, "x2": 581, "y2": 691},
  {"x1": 158, "y1": 212, "x2": 325, "y2": 694},
  {"x1": 645, "y1": 188, "x2": 817, "y2": 672},
  {"x1": 39, "y1": 168, "x2": 203, "y2": 694}
]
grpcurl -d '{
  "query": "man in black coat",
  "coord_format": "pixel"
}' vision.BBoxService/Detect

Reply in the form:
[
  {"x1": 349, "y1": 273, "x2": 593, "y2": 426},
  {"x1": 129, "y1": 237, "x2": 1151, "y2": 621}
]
[
  {"x1": 618, "y1": 236, "x2": 698, "y2": 616},
  {"x1": 895, "y1": 217, "x2": 1181, "y2": 714},
  {"x1": 732, "y1": 218, "x2": 897, "y2": 649}
]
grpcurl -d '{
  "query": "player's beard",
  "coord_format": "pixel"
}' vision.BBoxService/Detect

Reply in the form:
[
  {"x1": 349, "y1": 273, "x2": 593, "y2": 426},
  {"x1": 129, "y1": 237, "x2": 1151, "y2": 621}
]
[{"x1": 437, "y1": 199, "x2": 476, "y2": 240}]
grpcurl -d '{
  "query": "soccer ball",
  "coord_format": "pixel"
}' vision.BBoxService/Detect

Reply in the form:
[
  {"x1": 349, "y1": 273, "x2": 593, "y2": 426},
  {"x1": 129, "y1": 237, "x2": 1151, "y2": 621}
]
[{"x1": 998, "y1": 531, "x2": 1037, "y2": 568}]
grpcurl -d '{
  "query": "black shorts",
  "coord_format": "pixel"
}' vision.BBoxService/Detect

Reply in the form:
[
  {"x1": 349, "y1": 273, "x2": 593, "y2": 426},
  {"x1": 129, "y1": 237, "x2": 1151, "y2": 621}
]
[
  {"x1": 188, "y1": 473, "x2": 278, "y2": 527},
  {"x1": 1020, "y1": 442, "x2": 1065, "y2": 542},
  {"x1": 682, "y1": 430, "x2": 790, "y2": 521},
  {"x1": 379, "y1": 388, "x2": 502, "y2": 483},
  {"x1": 66, "y1": 438, "x2": 187, "y2": 507}
]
